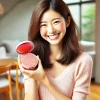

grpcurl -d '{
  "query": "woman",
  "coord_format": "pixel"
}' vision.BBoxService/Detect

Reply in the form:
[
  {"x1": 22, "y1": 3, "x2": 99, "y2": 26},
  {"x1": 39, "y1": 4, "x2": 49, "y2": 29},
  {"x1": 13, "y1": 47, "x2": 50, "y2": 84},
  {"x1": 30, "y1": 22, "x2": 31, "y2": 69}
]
[{"x1": 18, "y1": 0, "x2": 93, "y2": 100}]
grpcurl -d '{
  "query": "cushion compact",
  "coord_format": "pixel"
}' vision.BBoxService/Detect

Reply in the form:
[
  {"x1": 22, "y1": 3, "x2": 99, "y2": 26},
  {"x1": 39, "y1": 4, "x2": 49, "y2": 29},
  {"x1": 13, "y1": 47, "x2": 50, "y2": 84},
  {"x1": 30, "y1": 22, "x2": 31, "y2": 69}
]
[{"x1": 16, "y1": 41, "x2": 38, "y2": 70}]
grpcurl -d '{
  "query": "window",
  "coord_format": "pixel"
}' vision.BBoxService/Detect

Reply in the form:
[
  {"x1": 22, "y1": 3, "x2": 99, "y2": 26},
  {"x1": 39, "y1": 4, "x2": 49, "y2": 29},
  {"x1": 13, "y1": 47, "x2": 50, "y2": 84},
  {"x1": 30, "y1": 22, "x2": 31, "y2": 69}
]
[
  {"x1": 82, "y1": 3, "x2": 95, "y2": 41},
  {"x1": 64, "y1": 0, "x2": 80, "y2": 3},
  {"x1": 82, "y1": 0, "x2": 92, "y2": 1},
  {"x1": 63, "y1": 0, "x2": 95, "y2": 42},
  {"x1": 68, "y1": 5, "x2": 80, "y2": 27}
]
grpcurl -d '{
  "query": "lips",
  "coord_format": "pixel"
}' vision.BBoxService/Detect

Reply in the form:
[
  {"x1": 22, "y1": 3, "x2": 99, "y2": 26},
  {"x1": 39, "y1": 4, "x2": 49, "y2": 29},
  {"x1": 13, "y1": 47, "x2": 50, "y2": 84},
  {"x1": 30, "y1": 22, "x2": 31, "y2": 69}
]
[{"x1": 47, "y1": 33, "x2": 60, "y2": 40}]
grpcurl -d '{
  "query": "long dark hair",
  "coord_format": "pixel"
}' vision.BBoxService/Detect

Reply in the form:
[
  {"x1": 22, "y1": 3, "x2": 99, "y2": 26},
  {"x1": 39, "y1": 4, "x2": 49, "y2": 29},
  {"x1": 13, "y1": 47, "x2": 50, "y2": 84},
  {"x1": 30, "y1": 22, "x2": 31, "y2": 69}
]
[{"x1": 28, "y1": 0, "x2": 82, "y2": 68}]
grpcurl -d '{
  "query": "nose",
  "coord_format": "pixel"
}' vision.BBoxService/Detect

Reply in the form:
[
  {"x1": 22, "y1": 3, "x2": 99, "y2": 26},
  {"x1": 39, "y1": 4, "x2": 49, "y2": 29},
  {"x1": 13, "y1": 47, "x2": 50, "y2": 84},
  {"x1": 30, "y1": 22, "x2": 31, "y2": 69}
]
[{"x1": 47, "y1": 24, "x2": 55, "y2": 34}]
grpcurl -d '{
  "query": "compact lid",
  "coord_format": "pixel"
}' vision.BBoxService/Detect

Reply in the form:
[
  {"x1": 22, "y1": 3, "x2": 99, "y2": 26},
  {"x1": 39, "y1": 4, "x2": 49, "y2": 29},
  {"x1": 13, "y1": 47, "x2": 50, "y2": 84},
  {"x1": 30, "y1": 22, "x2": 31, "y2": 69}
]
[{"x1": 16, "y1": 41, "x2": 34, "y2": 54}]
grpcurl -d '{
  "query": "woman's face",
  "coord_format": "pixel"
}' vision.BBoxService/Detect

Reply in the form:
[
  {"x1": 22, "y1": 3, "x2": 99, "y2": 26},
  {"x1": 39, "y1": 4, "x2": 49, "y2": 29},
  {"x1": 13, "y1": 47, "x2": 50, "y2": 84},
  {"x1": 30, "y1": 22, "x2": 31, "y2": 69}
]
[{"x1": 40, "y1": 9, "x2": 66, "y2": 45}]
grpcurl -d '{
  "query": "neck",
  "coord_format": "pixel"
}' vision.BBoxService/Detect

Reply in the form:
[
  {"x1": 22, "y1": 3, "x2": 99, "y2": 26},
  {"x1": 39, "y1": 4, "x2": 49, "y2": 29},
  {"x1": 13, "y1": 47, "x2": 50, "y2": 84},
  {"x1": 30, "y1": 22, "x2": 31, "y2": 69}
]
[{"x1": 50, "y1": 43, "x2": 62, "y2": 59}]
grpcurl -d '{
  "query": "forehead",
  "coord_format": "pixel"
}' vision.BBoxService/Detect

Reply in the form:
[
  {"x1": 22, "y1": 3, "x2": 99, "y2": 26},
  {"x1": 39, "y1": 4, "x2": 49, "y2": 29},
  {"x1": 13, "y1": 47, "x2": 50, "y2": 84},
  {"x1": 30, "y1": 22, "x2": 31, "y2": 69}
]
[{"x1": 40, "y1": 9, "x2": 63, "y2": 21}]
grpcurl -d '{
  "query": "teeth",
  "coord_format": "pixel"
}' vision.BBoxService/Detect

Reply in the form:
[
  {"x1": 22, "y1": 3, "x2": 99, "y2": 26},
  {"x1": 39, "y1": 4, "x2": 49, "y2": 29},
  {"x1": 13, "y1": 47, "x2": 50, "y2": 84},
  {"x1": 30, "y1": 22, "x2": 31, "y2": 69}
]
[{"x1": 48, "y1": 33, "x2": 59, "y2": 40}]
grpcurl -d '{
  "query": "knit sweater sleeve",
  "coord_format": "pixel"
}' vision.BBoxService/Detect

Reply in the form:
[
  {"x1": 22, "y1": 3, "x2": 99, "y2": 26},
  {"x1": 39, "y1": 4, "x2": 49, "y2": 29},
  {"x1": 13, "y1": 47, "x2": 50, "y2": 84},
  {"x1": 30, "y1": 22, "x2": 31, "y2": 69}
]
[{"x1": 72, "y1": 53, "x2": 93, "y2": 100}]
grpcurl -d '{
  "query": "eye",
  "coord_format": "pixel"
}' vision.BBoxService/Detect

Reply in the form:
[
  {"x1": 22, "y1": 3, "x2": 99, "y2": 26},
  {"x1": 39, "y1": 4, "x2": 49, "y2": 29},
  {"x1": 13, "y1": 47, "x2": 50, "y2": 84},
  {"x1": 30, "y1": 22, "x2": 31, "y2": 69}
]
[
  {"x1": 54, "y1": 20, "x2": 60, "y2": 24},
  {"x1": 40, "y1": 23, "x2": 47, "y2": 27}
]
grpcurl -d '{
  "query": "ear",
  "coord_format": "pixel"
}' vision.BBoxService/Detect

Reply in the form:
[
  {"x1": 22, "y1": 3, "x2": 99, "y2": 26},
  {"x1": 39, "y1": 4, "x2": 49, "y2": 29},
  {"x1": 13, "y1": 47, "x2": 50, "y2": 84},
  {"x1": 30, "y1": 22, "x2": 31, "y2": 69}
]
[{"x1": 66, "y1": 16, "x2": 71, "y2": 28}]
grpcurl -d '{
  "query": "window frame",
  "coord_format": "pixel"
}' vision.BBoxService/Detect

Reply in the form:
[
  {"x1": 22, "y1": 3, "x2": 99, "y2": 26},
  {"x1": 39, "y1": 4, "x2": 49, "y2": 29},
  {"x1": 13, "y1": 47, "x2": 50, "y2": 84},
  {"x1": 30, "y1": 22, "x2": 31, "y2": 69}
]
[{"x1": 66, "y1": 0, "x2": 96, "y2": 40}]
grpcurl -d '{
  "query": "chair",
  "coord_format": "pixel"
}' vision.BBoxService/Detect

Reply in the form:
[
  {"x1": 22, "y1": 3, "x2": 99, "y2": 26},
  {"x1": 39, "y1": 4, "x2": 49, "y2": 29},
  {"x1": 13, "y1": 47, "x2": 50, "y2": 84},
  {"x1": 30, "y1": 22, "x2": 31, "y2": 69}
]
[
  {"x1": 0, "y1": 64, "x2": 13, "y2": 100},
  {"x1": 0, "y1": 46, "x2": 24, "y2": 100},
  {"x1": 0, "y1": 59, "x2": 24, "y2": 100},
  {"x1": 0, "y1": 46, "x2": 8, "y2": 59},
  {"x1": 11, "y1": 62, "x2": 24, "y2": 100}
]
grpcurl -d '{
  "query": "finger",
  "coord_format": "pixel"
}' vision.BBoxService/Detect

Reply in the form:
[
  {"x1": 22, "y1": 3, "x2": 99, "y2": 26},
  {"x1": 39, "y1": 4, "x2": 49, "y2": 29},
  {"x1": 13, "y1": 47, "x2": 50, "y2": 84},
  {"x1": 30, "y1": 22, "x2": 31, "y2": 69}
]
[
  {"x1": 17, "y1": 55, "x2": 25, "y2": 73},
  {"x1": 18, "y1": 63, "x2": 30, "y2": 76},
  {"x1": 22, "y1": 69, "x2": 35, "y2": 77},
  {"x1": 18, "y1": 63, "x2": 25, "y2": 75},
  {"x1": 18, "y1": 55, "x2": 21, "y2": 63},
  {"x1": 18, "y1": 57, "x2": 21, "y2": 69},
  {"x1": 36, "y1": 55, "x2": 42, "y2": 66},
  {"x1": 36, "y1": 56, "x2": 43, "y2": 70},
  {"x1": 36, "y1": 55, "x2": 39, "y2": 61},
  {"x1": 19, "y1": 63, "x2": 24, "y2": 70}
]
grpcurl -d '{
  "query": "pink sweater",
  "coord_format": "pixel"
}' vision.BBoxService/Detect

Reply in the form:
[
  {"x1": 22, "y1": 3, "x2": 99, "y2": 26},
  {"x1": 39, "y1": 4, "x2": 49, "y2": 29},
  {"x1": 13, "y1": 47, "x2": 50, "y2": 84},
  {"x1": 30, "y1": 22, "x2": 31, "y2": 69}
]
[{"x1": 24, "y1": 52, "x2": 93, "y2": 100}]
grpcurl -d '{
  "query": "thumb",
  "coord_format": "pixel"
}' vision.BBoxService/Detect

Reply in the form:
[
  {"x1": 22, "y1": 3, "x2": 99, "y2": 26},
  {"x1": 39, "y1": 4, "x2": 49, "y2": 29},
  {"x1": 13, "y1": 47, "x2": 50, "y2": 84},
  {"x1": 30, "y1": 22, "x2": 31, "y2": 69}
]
[{"x1": 36, "y1": 55, "x2": 42, "y2": 68}]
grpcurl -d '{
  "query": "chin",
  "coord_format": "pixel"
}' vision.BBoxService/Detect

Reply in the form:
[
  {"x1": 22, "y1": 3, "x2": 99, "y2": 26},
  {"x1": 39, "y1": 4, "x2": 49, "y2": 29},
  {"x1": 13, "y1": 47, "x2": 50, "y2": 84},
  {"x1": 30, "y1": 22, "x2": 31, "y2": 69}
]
[{"x1": 49, "y1": 41, "x2": 61, "y2": 45}]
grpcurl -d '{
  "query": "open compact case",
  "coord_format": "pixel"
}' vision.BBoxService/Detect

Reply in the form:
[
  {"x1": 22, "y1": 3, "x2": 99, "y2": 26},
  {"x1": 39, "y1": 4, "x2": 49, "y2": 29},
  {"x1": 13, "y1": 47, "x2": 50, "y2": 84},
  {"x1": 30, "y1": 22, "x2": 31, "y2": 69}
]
[{"x1": 16, "y1": 41, "x2": 38, "y2": 70}]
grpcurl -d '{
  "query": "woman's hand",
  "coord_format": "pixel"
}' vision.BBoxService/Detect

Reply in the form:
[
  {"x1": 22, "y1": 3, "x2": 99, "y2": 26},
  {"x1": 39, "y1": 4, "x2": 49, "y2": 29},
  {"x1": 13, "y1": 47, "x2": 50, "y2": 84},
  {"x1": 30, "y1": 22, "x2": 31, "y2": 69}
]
[{"x1": 18, "y1": 55, "x2": 49, "y2": 84}]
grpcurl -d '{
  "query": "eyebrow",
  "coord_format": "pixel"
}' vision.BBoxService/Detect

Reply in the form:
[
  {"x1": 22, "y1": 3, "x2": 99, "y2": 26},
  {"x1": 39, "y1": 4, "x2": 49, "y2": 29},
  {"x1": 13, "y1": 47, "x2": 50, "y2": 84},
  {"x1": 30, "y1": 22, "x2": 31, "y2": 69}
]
[{"x1": 40, "y1": 18, "x2": 61, "y2": 23}]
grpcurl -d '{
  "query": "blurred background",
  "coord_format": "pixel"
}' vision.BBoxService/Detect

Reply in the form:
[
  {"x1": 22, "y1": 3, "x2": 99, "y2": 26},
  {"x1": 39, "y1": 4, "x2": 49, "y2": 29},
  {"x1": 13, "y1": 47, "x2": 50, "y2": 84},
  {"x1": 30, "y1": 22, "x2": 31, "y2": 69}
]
[{"x1": 0, "y1": 0, "x2": 100, "y2": 100}]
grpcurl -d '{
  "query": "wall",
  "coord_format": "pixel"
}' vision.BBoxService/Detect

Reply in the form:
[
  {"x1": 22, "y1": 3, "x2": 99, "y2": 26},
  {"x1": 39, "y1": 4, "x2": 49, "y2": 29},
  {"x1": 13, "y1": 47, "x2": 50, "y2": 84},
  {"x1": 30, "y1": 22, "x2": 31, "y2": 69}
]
[
  {"x1": 95, "y1": 0, "x2": 100, "y2": 83},
  {"x1": 0, "y1": 0, "x2": 22, "y2": 15},
  {"x1": 0, "y1": 0, "x2": 40, "y2": 41}
]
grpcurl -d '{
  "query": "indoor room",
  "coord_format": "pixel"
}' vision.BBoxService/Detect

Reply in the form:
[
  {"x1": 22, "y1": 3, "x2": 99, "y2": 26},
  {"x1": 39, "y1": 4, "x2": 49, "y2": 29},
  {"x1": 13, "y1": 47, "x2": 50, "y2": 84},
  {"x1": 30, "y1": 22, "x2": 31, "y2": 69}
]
[{"x1": 0, "y1": 0, "x2": 100, "y2": 100}]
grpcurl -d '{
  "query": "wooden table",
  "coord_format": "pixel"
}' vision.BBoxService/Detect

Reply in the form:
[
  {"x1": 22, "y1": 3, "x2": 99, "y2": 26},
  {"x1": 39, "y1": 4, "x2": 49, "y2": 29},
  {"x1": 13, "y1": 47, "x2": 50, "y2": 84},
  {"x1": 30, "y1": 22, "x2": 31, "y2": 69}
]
[{"x1": 0, "y1": 58, "x2": 17, "y2": 67}]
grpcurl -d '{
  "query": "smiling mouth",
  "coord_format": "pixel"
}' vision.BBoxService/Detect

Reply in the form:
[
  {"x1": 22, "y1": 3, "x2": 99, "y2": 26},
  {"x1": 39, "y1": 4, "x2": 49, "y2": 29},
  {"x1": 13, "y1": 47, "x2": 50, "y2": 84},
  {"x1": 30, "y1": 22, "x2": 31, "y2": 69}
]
[{"x1": 47, "y1": 33, "x2": 60, "y2": 40}]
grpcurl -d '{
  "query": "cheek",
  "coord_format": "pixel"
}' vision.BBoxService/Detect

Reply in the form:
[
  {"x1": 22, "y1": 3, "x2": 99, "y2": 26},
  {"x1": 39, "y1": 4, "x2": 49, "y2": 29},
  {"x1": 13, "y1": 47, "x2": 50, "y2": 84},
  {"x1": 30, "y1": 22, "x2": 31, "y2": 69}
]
[
  {"x1": 40, "y1": 28, "x2": 47, "y2": 36},
  {"x1": 57, "y1": 23, "x2": 66, "y2": 32}
]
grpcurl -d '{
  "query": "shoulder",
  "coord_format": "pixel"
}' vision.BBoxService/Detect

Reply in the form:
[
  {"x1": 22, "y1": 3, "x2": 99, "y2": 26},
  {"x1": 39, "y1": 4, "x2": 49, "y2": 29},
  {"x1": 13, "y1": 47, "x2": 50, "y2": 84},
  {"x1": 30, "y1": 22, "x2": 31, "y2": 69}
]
[
  {"x1": 80, "y1": 52, "x2": 93, "y2": 70},
  {"x1": 80, "y1": 52, "x2": 93, "y2": 65},
  {"x1": 75, "y1": 52, "x2": 93, "y2": 65},
  {"x1": 74, "y1": 52, "x2": 93, "y2": 77}
]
